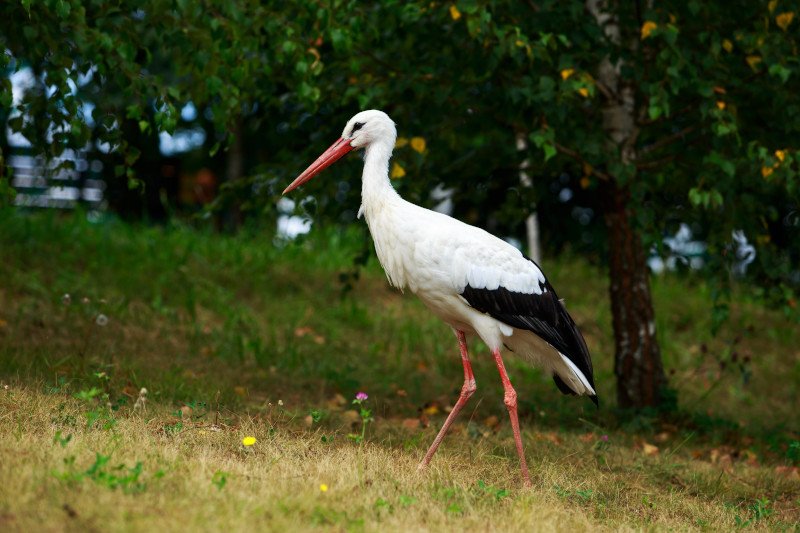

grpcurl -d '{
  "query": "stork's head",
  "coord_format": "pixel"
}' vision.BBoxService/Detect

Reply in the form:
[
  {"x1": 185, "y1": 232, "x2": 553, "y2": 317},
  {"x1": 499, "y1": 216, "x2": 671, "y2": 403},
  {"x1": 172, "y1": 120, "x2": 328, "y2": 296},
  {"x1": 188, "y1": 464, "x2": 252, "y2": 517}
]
[{"x1": 283, "y1": 110, "x2": 396, "y2": 194}]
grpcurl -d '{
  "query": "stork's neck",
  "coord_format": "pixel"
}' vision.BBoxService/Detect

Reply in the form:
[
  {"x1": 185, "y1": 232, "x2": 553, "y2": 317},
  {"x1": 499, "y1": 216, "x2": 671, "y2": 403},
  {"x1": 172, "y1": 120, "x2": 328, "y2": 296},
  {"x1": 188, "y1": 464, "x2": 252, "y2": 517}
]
[{"x1": 361, "y1": 139, "x2": 400, "y2": 214}]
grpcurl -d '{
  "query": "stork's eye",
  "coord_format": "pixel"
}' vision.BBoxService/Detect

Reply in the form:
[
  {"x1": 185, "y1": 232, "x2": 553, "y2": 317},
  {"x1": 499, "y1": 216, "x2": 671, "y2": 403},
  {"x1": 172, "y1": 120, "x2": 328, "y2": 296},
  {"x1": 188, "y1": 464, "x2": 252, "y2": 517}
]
[{"x1": 352, "y1": 122, "x2": 365, "y2": 134}]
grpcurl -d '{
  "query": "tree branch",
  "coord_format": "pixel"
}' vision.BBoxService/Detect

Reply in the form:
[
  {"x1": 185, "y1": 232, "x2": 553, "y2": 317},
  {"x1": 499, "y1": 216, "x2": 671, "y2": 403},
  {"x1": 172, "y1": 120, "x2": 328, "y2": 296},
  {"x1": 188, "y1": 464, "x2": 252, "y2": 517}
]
[
  {"x1": 554, "y1": 142, "x2": 611, "y2": 181},
  {"x1": 638, "y1": 124, "x2": 696, "y2": 156}
]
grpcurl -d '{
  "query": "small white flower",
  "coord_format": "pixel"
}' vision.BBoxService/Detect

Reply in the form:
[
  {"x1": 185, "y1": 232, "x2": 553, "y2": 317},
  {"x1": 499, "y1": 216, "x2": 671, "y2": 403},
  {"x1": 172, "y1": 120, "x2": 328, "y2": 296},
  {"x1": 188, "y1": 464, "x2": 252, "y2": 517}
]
[
  {"x1": 95, "y1": 314, "x2": 109, "y2": 326},
  {"x1": 61, "y1": 294, "x2": 71, "y2": 305},
  {"x1": 81, "y1": 297, "x2": 90, "y2": 304},
  {"x1": 278, "y1": 399, "x2": 284, "y2": 406}
]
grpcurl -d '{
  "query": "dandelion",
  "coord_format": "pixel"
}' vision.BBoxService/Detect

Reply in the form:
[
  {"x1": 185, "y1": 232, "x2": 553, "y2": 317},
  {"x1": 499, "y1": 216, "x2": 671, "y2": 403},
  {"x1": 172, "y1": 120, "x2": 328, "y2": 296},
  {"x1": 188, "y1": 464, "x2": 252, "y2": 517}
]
[
  {"x1": 95, "y1": 314, "x2": 108, "y2": 326},
  {"x1": 242, "y1": 436, "x2": 257, "y2": 446},
  {"x1": 61, "y1": 293, "x2": 71, "y2": 305},
  {"x1": 356, "y1": 392, "x2": 368, "y2": 401},
  {"x1": 320, "y1": 483, "x2": 329, "y2": 492}
]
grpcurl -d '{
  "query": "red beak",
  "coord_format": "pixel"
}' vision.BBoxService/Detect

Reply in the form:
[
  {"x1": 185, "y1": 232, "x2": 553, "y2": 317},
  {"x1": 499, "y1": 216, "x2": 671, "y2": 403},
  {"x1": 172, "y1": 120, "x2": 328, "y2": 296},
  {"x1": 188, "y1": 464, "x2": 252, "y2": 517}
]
[{"x1": 282, "y1": 137, "x2": 355, "y2": 194}]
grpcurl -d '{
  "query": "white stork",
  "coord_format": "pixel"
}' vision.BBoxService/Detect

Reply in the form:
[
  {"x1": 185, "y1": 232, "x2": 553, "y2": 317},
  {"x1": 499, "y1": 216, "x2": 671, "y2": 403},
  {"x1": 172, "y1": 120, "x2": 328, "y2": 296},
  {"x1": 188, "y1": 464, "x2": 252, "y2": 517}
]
[{"x1": 283, "y1": 110, "x2": 597, "y2": 487}]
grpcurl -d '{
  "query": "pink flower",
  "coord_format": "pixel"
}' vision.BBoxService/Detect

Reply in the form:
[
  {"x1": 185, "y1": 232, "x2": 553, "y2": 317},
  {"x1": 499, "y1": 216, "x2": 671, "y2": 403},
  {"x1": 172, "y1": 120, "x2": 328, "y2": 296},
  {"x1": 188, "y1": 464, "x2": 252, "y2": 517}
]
[
  {"x1": 355, "y1": 392, "x2": 368, "y2": 401},
  {"x1": 601, "y1": 434, "x2": 609, "y2": 442}
]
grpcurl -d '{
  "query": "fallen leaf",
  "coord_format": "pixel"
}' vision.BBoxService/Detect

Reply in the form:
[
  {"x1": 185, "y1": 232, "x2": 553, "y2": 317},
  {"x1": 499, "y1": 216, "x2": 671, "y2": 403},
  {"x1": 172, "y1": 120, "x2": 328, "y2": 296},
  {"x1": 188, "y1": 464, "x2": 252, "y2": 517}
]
[
  {"x1": 423, "y1": 404, "x2": 440, "y2": 416},
  {"x1": 233, "y1": 386, "x2": 247, "y2": 397},
  {"x1": 179, "y1": 405, "x2": 193, "y2": 418},
  {"x1": 327, "y1": 393, "x2": 347, "y2": 410},
  {"x1": 579, "y1": 432, "x2": 596, "y2": 443},
  {"x1": 342, "y1": 410, "x2": 360, "y2": 425},
  {"x1": 775, "y1": 466, "x2": 800, "y2": 479},
  {"x1": 538, "y1": 432, "x2": 562, "y2": 445},
  {"x1": 402, "y1": 418, "x2": 420, "y2": 430},
  {"x1": 410, "y1": 137, "x2": 427, "y2": 153},
  {"x1": 654, "y1": 431, "x2": 672, "y2": 443},
  {"x1": 577, "y1": 87, "x2": 590, "y2": 98},
  {"x1": 642, "y1": 442, "x2": 660, "y2": 456},
  {"x1": 762, "y1": 166, "x2": 774, "y2": 178},
  {"x1": 560, "y1": 68, "x2": 575, "y2": 80}
]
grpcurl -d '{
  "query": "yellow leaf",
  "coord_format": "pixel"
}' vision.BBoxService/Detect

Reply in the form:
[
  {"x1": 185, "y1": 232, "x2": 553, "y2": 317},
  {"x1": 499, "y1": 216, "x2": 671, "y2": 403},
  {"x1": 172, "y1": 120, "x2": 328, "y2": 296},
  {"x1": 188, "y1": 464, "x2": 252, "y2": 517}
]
[
  {"x1": 560, "y1": 68, "x2": 575, "y2": 80},
  {"x1": 449, "y1": 4, "x2": 461, "y2": 20},
  {"x1": 775, "y1": 149, "x2": 786, "y2": 162},
  {"x1": 395, "y1": 136, "x2": 409, "y2": 148},
  {"x1": 722, "y1": 39, "x2": 733, "y2": 53},
  {"x1": 577, "y1": 87, "x2": 590, "y2": 98},
  {"x1": 242, "y1": 436, "x2": 257, "y2": 446},
  {"x1": 769, "y1": 0, "x2": 778, "y2": 13},
  {"x1": 761, "y1": 166, "x2": 774, "y2": 178},
  {"x1": 746, "y1": 55, "x2": 762, "y2": 70},
  {"x1": 776, "y1": 12, "x2": 795, "y2": 30},
  {"x1": 410, "y1": 137, "x2": 427, "y2": 153},
  {"x1": 641, "y1": 21, "x2": 657, "y2": 39},
  {"x1": 716, "y1": 101, "x2": 726, "y2": 110},
  {"x1": 390, "y1": 162, "x2": 406, "y2": 179},
  {"x1": 423, "y1": 405, "x2": 440, "y2": 416},
  {"x1": 515, "y1": 39, "x2": 525, "y2": 47},
  {"x1": 642, "y1": 442, "x2": 660, "y2": 456}
]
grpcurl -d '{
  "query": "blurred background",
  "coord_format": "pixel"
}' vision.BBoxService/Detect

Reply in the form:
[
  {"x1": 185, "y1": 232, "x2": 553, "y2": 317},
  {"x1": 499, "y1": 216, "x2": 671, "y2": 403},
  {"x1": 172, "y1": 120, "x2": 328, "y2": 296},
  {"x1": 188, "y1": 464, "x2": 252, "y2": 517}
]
[{"x1": 1, "y1": 0, "x2": 799, "y2": 456}]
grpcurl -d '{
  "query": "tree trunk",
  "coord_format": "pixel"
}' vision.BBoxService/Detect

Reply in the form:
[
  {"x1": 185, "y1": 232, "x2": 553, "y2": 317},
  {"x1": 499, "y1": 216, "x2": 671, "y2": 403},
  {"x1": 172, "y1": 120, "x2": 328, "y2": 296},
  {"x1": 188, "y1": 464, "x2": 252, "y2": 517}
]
[
  {"x1": 516, "y1": 132, "x2": 542, "y2": 263},
  {"x1": 601, "y1": 179, "x2": 666, "y2": 408}
]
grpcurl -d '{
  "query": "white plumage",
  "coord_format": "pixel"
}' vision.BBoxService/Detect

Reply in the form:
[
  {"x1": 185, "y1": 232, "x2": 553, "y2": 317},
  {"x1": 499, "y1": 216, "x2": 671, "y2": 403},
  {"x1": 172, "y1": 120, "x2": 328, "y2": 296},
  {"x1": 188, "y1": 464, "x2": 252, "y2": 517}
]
[{"x1": 284, "y1": 109, "x2": 597, "y2": 487}]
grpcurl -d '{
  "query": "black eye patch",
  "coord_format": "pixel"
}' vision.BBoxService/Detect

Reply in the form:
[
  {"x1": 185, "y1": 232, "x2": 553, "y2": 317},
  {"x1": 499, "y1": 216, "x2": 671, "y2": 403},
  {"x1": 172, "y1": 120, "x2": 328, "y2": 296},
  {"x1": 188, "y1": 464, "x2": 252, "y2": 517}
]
[{"x1": 351, "y1": 122, "x2": 365, "y2": 134}]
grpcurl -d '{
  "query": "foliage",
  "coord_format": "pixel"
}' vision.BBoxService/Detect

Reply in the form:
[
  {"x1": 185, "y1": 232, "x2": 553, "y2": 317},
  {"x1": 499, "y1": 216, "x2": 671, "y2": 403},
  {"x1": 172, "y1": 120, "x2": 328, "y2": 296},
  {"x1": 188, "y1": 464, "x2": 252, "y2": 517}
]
[{"x1": 3, "y1": 1, "x2": 800, "y2": 409}]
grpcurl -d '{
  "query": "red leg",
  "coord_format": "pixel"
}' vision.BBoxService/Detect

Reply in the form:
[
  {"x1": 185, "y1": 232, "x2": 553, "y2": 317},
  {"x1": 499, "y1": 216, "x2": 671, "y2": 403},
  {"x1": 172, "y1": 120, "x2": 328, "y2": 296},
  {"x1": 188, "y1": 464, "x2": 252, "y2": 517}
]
[
  {"x1": 418, "y1": 330, "x2": 476, "y2": 470},
  {"x1": 492, "y1": 348, "x2": 532, "y2": 487}
]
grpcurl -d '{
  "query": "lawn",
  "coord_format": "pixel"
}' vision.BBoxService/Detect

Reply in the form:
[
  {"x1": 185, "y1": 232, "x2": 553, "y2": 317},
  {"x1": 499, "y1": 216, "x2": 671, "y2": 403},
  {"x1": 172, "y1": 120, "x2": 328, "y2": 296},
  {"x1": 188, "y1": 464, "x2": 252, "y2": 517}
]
[{"x1": 0, "y1": 210, "x2": 798, "y2": 531}]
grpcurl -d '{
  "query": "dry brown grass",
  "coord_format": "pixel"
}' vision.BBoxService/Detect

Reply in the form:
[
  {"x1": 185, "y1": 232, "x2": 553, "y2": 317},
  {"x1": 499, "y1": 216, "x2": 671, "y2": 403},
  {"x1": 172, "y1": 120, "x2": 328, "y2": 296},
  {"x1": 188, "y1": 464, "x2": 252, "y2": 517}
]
[{"x1": 1, "y1": 385, "x2": 797, "y2": 532}]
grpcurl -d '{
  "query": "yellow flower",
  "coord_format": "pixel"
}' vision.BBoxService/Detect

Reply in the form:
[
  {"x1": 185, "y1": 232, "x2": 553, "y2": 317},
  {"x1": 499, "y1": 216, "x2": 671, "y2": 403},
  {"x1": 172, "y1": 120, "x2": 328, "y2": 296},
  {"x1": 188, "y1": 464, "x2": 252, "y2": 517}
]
[
  {"x1": 560, "y1": 68, "x2": 575, "y2": 80},
  {"x1": 242, "y1": 436, "x2": 257, "y2": 446},
  {"x1": 395, "y1": 137, "x2": 409, "y2": 148},
  {"x1": 768, "y1": 0, "x2": 778, "y2": 13},
  {"x1": 775, "y1": 149, "x2": 786, "y2": 162},
  {"x1": 641, "y1": 21, "x2": 657, "y2": 40},
  {"x1": 515, "y1": 39, "x2": 525, "y2": 47},
  {"x1": 776, "y1": 12, "x2": 795, "y2": 31},
  {"x1": 761, "y1": 166, "x2": 774, "y2": 178},
  {"x1": 410, "y1": 137, "x2": 427, "y2": 153},
  {"x1": 722, "y1": 39, "x2": 733, "y2": 53},
  {"x1": 746, "y1": 55, "x2": 762, "y2": 70},
  {"x1": 390, "y1": 162, "x2": 406, "y2": 179},
  {"x1": 449, "y1": 5, "x2": 461, "y2": 20},
  {"x1": 319, "y1": 484, "x2": 329, "y2": 492},
  {"x1": 577, "y1": 87, "x2": 590, "y2": 98},
  {"x1": 716, "y1": 101, "x2": 726, "y2": 110}
]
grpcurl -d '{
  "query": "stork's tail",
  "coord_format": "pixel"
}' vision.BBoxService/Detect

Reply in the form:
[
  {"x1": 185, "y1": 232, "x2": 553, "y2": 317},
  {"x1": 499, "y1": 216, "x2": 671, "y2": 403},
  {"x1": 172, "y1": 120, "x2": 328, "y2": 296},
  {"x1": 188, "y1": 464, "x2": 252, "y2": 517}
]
[{"x1": 553, "y1": 353, "x2": 599, "y2": 406}]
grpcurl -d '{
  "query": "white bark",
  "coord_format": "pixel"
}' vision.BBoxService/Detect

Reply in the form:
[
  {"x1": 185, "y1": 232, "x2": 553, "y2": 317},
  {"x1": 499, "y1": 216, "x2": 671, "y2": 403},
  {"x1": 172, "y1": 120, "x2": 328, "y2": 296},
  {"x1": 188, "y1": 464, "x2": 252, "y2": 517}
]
[{"x1": 516, "y1": 132, "x2": 542, "y2": 264}]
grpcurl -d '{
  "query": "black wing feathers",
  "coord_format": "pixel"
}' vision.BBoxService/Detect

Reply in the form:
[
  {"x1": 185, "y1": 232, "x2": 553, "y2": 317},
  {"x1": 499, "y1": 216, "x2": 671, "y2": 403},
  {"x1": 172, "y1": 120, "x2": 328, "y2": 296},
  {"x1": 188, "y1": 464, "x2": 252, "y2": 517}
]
[{"x1": 460, "y1": 256, "x2": 596, "y2": 402}]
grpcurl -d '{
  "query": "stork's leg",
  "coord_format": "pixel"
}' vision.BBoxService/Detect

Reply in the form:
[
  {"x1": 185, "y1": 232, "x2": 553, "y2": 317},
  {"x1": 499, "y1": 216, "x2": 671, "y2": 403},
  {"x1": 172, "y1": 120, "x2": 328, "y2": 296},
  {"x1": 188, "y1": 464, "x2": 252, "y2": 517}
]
[
  {"x1": 418, "y1": 329, "x2": 476, "y2": 470},
  {"x1": 492, "y1": 347, "x2": 532, "y2": 487}
]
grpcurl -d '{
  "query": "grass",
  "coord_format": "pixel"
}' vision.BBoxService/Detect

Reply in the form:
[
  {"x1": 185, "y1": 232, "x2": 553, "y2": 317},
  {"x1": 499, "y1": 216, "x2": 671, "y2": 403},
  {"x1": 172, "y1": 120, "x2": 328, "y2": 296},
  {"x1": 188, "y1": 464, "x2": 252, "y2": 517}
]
[{"x1": 0, "y1": 209, "x2": 798, "y2": 531}]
